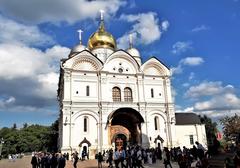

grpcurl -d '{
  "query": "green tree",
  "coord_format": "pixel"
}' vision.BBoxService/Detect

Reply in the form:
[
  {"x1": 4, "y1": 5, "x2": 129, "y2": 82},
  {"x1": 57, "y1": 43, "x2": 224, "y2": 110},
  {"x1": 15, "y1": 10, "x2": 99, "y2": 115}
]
[
  {"x1": 23, "y1": 123, "x2": 28, "y2": 128},
  {"x1": 0, "y1": 121, "x2": 59, "y2": 157},
  {"x1": 220, "y1": 114, "x2": 240, "y2": 143},
  {"x1": 199, "y1": 115, "x2": 218, "y2": 145},
  {"x1": 12, "y1": 123, "x2": 17, "y2": 129}
]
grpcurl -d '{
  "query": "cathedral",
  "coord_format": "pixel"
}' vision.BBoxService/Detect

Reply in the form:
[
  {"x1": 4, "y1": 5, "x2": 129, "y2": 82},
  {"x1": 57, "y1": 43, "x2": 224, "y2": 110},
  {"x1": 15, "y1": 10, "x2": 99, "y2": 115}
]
[{"x1": 58, "y1": 13, "x2": 207, "y2": 158}]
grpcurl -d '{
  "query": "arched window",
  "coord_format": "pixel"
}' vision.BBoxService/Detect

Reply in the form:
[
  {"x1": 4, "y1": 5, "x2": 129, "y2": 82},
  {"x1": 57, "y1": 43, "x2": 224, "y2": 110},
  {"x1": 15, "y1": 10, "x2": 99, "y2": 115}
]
[
  {"x1": 84, "y1": 117, "x2": 88, "y2": 132},
  {"x1": 124, "y1": 87, "x2": 133, "y2": 102},
  {"x1": 151, "y1": 88, "x2": 154, "y2": 98},
  {"x1": 154, "y1": 116, "x2": 159, "y2": 130},
  {"x1": 112, "y1": 87, "x2": 121, "y2": 102},
  {"x1": 86, "y1": 86, "x2": 90, "y2": 96}
]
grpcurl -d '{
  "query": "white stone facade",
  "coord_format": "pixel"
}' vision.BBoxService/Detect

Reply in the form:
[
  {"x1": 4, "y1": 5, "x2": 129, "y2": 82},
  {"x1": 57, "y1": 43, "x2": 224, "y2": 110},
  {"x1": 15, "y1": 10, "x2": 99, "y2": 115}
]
[{"x1": 57, "y1": 18, "x2": 207, "y2": 159}]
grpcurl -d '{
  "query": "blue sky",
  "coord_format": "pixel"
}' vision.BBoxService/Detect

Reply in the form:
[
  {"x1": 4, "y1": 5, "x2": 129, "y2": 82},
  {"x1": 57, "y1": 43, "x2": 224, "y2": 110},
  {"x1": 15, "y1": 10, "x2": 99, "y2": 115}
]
[{"x1": 0, "y1": 0, "x2": 240, "y2": 128}]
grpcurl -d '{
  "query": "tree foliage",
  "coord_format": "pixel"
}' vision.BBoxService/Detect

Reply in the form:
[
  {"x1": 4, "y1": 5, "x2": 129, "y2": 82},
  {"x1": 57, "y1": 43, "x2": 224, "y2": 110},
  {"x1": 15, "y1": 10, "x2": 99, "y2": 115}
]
[
  {"x1": 0, "y1": 120, "x2": 59, "y2": 157},
  {"x1": 199, "y1": 115, "x2": 218, "y2": 145},
  {"x1": 220, "y1": 114, "x2": 240, "y2": 142}
]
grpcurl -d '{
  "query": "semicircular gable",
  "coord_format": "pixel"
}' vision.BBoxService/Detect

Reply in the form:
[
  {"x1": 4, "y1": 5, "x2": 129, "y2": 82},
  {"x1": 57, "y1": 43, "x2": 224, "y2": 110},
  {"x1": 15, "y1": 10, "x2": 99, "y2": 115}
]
[
  {"x1": 142, "y1": 58, "x2": 170, "y2": 76},
  {"x1": 63, "y1": 51, "x2": 103, "y2": 71},
  {"x1": 104, "y1": 50, "x2": 140, "y2": 74},
  {"x1": 72, "y1": 58, "x2": 99, "y2": 71}
]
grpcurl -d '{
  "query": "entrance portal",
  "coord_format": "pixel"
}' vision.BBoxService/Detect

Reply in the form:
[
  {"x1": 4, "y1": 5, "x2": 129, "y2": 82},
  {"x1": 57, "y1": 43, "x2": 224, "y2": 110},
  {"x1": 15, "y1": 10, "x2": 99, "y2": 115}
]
[{"x1": 108, "y1": 108, "x2": 144, "y2": 147}]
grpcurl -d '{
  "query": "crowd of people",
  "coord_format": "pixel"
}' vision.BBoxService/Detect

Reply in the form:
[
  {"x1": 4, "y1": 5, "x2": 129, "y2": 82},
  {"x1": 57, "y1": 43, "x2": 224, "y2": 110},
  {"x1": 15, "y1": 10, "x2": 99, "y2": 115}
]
[
  {"x1": 30, "y1": 151, "x2": 79, "y2": 168},
  {"x1": 96, "y1": 141, "x2": 209, "y2": 168},
  {"x1": 30, "y1": 141, "x2": 240, "y2": 168}
]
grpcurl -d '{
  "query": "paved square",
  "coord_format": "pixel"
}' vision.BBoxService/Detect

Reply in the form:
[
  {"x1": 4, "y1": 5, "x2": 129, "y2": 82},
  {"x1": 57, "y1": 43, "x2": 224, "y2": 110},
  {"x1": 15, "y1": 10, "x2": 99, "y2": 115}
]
[{"x1": 0, "y1": 156, "x2": 179, "y2": 168}]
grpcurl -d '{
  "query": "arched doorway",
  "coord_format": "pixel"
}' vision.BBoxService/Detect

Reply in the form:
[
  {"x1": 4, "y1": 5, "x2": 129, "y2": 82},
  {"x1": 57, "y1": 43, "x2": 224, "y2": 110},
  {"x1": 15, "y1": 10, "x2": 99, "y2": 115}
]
[
  {"x1": 107, "y1": 108, "x2": 144, "y2": 147},
  {"x1": 79, "y1": 137, "x2": 91, "y2": 160}
]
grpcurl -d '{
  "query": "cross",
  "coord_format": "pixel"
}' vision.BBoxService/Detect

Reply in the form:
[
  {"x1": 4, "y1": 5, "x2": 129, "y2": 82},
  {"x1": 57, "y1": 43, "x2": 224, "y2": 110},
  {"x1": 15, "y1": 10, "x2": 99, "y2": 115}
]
[
  {"x1": 129, "y1": 33, "x2": 133, "y2": 48},
  {"x1": 100, "y1": 9, "x2": 105, "y2": 21},
  {"x1": 77, "y1": 29, "x2": 83, "y2": 44}
]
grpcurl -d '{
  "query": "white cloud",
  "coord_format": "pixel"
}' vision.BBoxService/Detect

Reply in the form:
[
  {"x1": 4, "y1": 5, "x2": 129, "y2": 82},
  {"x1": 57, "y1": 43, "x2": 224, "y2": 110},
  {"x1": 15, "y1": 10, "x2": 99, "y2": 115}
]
[
  {"x1": 185, "y1": 81, "x2": 234, "y2": 98},
  {"x1": 171, "y1": 57, "x2": 204, "y2": 75},
  {"x1": 0, "y1": 43, "x2": 70, "y2": 112},
  {"x1": 191, "y1": 25, "x2": 210, "y2": 32},
  {"x1": 0, "y1": 96, "x2": 15, "y2": 108},
  {"x1": 178, "y1": 81, "x2": 240, "y2": 119},
  {"x1": 188, "y1": 72, "x2": 195, "y2": 80},
  {"x1": 36, "y1": 72, "x2": 59, "y2": 99},
  {"x1": 118, "y1": 12, "x2": 169, "y2": 49},
  {"x1": 0, "y1": 15, "x2": 54, "y2": 46},
  {"x1": 194, "y1": 93, "x2": 240, "y2": 111},
  {"x1": 182, "y1": 83, "x2": 190, "y2": 87},
  {"x1": 0, "y1": 44, "x2": 70, "y2": 80},
  {"x1": 171, "y1": 64, "x2": 183, "y2": 75},
  {"x1": 0, "y1": 0, "x2": 126, "y2": 24},
  {"x1": 161, "y1": 20, "x2": 170, "y2": 31},
  {"x1": 172, "y1": 41, "x2": 192, "y2": 54},
  {"x1": 177, "y1": 106, "x2": 194, "y2": 113},
  {"x1": 181, "y1": 57, "x2": 204, "y2": 66}
]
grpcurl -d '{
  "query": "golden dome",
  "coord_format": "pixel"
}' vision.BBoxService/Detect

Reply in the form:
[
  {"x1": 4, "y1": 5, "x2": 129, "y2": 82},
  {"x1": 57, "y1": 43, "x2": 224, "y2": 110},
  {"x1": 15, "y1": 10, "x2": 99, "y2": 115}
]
[{"x1": 88, "y1": 20, "x2": 116, "y2": 50}]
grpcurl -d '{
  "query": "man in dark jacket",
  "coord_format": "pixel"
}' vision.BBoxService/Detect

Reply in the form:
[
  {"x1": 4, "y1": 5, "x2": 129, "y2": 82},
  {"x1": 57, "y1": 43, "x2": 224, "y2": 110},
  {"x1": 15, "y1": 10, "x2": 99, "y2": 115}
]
[
  {"x1": 31, "y1": 153, "x2": 38, "y2": 168},
  {"x1": 50, "y1": 153, "x2": 58, "y2": 168},
  {"x1": 58, "y1": 153, "x2": 66, "y2": 168},
  {"x1": 73, "y1": 152, "x2": 79, "y2": 168}
]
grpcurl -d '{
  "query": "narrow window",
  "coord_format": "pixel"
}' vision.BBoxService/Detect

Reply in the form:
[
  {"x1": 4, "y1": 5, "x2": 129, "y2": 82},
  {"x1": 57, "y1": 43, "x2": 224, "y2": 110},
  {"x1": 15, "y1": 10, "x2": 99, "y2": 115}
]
[
  {"x1": 84, "y1": 117, "x2": 88, "y2": 132},
  {"x1": 189, "y1": 135, "x2": 194, "y2": 145},
  {"x1": 154, "y1": 116, "x2": 159, "y2": 130},
  {"x1": 112, "y1": 87, "x2": 121, "y2": 102},
  {"x1": 86, "y1": 85, "x2": 90, "y2": 96},
  {"x1": 151, "y1": 88, "x2": 154, "y2": 98},
  {"x1": 124, "y1": 87, "x2": 133, "y2": 102}
]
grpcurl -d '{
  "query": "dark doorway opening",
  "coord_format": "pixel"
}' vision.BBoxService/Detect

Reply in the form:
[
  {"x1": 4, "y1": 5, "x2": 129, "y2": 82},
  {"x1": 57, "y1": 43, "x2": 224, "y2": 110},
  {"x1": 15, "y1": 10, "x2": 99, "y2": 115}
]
[{"x1": 108, "y1": 108, "x2": 144, "y2": 146}]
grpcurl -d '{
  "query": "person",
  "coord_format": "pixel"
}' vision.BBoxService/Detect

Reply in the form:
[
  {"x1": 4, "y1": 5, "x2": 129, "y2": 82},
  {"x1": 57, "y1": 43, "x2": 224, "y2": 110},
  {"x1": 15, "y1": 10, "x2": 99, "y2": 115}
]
[
  {"x1": 113, "y1": 148, "x2": 120, "y2": 168},
  {"x1": 73, "y1": 152, "x2": 79, "y2": 168},
  {"x1": 58, "y1": 153, "x2": 66, "y2": 168},
  {"x1": 97, "y1": 152, "x2": 103, "y2": 168},
  {"x1": 147, "y1": 150, "x2": 152, "y2": 164},
  {"x1": 195, "y1": 141, "x2": 206, "y2": 160},
  {"x1": 136, "y1": 146, "x2": 144, "y2": 168},
  {"x1": 81, "y1": 150, "x2": 84, "y2": 161},
  {"x1": 119, "y1": 147, "x2": 126, "y2": 168},
  {"x1": 66, "y1": 153, "x2": 69, "y2": 160},
  {"x1": 163, "y1": 147, "x2": 172, "y2": 168},
  {"x1": 31, "y1": 153, "x2": 38, "y2": 168},
  {"x1": 107, "y1": 149, "x2": 113, "y2": 168},
  {"x1": 50, "y1": 153, "x2": 58, "y2": 168},
  {"x1": 212, "y1": 136, "x2": 220, "y2": 155}
]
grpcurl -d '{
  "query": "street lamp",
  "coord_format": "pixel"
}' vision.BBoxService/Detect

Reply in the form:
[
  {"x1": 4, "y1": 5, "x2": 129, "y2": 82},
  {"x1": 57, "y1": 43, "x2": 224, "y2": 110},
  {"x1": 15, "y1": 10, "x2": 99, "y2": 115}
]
[{"x1": 0, "y1": 138, "x2": 4, "y2": 159}]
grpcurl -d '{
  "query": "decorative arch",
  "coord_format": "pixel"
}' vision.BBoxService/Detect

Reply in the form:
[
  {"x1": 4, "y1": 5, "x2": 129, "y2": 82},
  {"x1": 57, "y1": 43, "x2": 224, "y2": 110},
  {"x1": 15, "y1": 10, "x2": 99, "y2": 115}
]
[
  {"x1": 79, "y1": 137, "x2": 91, "y2": 147},
  {"x1": 147, "y1": 110, "x2": 167, "y2": 122},
  {"x1": 107, "y1": 108, "x2": 144, "y2": 124},
  {"x1": 104, "y1": 50, "x2": 140, "y2": 73},
  {"x1": 154, "y1": 135, "x2": 164, "y2": 143},
  {"x1": 63, "y1": 50, "x2": 103, "y2": 71},
  {"x1": 72, "y1": 110, "x2": 99, "y2": 123},
  {"x1": 107, "y1": 108, "x2": 144, "y2": 145},
  {"x1": 141, "y1": 57, "x2": 170, "y2": 76}
]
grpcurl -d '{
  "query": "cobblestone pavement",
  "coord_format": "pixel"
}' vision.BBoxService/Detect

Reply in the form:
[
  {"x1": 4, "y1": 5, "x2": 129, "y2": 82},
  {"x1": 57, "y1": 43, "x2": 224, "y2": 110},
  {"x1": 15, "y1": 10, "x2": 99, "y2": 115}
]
[{"x1": 0, "y1": 156, "x2": 179, "y2": 168}]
